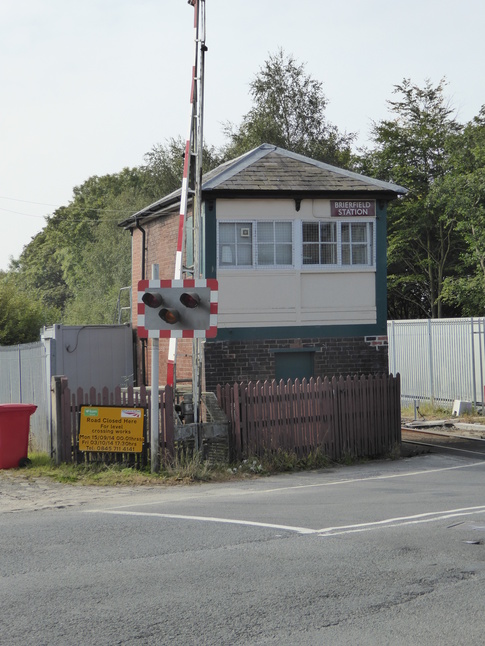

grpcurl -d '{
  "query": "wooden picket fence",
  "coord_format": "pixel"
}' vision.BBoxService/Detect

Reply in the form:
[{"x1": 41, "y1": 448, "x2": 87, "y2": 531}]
[
  {"x1": 52, "y1": 377, "x2": 175, "y2": 466},
  {"x1": 216, "y1": 374, "x2": 401, "y2": 461}
]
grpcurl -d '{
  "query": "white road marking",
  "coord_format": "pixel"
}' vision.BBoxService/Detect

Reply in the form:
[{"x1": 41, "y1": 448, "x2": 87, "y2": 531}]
[
  {"x1": 253, "y1": 460, "x2": 485, "y2": 495},
  {"x1": 317, "y1": 506, "x2": 485, "y2": 537},
  {"x1": 83, "y1": 460, "x2": 485, "y2": 538},
  {"x1": 85, "y1": 504, "x2": 485, "y2": 538},
  {"x1": 84, "y1": 509, "x2": 316, "y2": 534}
]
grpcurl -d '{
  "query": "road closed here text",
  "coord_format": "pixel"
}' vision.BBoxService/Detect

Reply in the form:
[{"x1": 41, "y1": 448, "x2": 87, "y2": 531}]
[{"x1": 79, "y1": 407, "x2": 145, "y2": 453}]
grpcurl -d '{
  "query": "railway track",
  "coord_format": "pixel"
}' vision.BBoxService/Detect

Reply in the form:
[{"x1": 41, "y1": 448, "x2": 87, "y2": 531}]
[{"x1": 402, "y1": 426, "x2": 485, "y2": 459}]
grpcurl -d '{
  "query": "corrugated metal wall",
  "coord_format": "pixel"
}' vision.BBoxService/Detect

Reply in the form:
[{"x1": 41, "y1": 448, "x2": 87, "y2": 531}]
[
  {"x1": 0, "y1": 342, "x2": 51, "y2": 452},
  {"x1": 388, "y1": 318, "x2": 485, "y2": 408},
  {"x1": 42, "y1": 324, "x2": 135, "y2": 392},
  {"x1": 0, "y1": 325, "x2": 134, "y2": 454}
]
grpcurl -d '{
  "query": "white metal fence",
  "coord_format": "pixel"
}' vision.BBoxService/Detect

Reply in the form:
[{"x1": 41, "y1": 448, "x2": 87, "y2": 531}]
[
  {"x1": 0, "y1": 342, "x2": 50, "y2": 451},
  {"x1": 388, "y1": 318, "x2": 485, "y2": 409}
]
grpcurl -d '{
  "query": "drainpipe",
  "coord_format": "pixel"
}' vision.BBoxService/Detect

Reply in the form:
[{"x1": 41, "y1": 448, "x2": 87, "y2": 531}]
[{"x1": 135, "y1": 217, "x2": 147, "y2": 386}]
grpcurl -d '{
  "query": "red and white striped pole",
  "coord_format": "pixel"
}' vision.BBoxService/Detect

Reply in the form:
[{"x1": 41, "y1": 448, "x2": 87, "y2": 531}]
[{"x1": 166, "y1": 0, "x2": 201, "y2": 386}]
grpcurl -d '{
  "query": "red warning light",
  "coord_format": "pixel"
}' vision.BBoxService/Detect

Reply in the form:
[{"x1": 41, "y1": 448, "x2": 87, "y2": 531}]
[
  {"x1": 142, "y1": 292, "x2": 163, "y2": 308},
  {"x1": 180, "y1": 292, "x2": 200, "y2": 309}
]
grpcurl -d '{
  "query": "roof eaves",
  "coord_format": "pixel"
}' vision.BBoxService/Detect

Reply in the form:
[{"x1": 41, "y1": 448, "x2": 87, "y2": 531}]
[{"x1": 118, "y1": 190, "x2": 184, "y2": 228}]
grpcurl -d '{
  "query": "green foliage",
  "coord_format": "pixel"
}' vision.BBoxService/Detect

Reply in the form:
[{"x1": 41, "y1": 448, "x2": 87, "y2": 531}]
[
  {"x1": 143, "y1": 137, "x2": 187, "y2": 197},
  {"x1": 7, "y1": 166, "x2": 157, "y2": 329},
  {"x1": 143, "y1": 136, "x2": 223, "y2": 197},
  {"x1": 363, "y1": 78, "x2": 464, "y2": 318},
  {"x1": 9, "y1": 228, "x2": 69, "y2": 313},
  {"x1": 0, "y1": 277, "x2": 55, "y2": 345},
  {"x1": 222, "y1": 49, "x2": 354, "y2": 167}
]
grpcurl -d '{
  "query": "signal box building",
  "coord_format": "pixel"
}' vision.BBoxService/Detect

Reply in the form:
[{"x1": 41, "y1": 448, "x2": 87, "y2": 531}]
[{"x1": 120, "y1": 144, "x2": 406, "y2": 392}]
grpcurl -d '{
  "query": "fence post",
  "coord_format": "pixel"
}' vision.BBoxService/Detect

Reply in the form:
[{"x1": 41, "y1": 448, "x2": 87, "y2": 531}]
[
  {"x1": 470, "y1": 317, "x2": 477, "y2": 406},
  {"x1": 51, "y1": 375, "x2": 65, "y2": 465},
  {"x1": 427, "y1": 320, "x2": 435, "y2": 405}
]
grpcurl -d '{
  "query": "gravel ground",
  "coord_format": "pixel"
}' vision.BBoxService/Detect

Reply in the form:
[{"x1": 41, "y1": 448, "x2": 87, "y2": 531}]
[{"x1": 0, "y1": 471, "x2": 160, "y2": 514}]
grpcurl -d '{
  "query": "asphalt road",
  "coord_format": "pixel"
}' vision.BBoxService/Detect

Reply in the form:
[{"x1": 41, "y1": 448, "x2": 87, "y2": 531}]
[{"x1": 2, "y1": 450, "x2": 485, "y2": 645}]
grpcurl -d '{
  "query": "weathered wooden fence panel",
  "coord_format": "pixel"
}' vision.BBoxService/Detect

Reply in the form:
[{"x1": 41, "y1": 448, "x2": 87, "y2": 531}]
[
  {"x1": 217, "y1": 374, "x2": 401, "y2": 462},
  {"x1": 54, "y1": 381, "x2": 174, "y2": 466}
]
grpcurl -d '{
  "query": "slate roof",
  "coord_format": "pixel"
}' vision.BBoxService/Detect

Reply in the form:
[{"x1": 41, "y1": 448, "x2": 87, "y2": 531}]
[{"x1": 119, "y1": 144, "x2": 407, "y2": 227}]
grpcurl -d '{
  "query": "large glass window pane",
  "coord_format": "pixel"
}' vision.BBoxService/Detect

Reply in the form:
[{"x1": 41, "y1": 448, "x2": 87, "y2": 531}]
[
  {"x1": 257, "y1": 222, "x2": 274, "y2": 242},
  {"x1": 275, "y1": 221, "x2": 292, "y2": 242},
  {"x1": 320, "y1": 222, "x2": 337, "y2": 264},
  {"x1": 369, "y1": 223, "x2": 374, "y2": 264},
  {"x1": 321, "y1": 245, "x2": 337, "y2": 264},
  {"x1": 219, "y1": 222, "x2": 235, "y2": 243},
  {"x1": 303, "y1": 244, "x2": 319, "y2": 264},
  {"x1": 351, "y1": 223, "x2": 367, "y2": 242},
  {"x1": 320, "y1": 223, "x2": 336, "y2": 242},
  {"x1": 258, "y1": 244, "x2": 274, "y2": 265},
  {"x1": 303, "y1": 222, "x2": 319, "y2": 242},
  {"x1": 220, "y1": 244, "x2": 236, "y2": 265},
  {"x1": 341, "y1": 244, "x2": 351, "y2": 265},
  {"x1": 219, "y1": 223, "x2": 236, "y2": 266},
  {"x1": 276, "y1": 244, "x2": 292, "y2": 265},
  {"x1": 352, "y1": 245, "x2": 367, "y2": 264},
  {"x1": 341, "y1": 223, "x2": 350, "y2": 242},
  {"x1": 237, "y1": 244, "x2": 252, "y2": 265}
]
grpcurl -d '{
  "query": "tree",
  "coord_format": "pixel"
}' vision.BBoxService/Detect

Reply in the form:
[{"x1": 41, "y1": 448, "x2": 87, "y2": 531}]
[
  {"x1": 222, "y1": 49, "x2": 354, "y2": 167},
  {"x1": 362, "y1": 78, "x2": 463, "y2": 318},
  {"x1": 9, "y1": 227, "x2": 69, "y2": 315},
  {"x1": 0, "y1": 277, "x2": 55, "y2": 345},
  {"x1": 5, "y1": 167, "x2": 152, "y2": 327},
  {"x1": 62, "y1": 190, "x2": 149, "y2": 325},
  {"x1": 437, "y1": 108, "x2": 485, "y2": 314},
  {"x1": 143, "y1": 136, "x2": 223, "y2": 195}
]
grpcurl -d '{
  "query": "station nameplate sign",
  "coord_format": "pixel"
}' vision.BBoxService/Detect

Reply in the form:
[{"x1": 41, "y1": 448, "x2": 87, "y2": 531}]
[
  {"x1": 330, "y1": 200, "x2": 376, "y2": 217},
  {"x1": 79, "y1": 406, "x2": 145, "y2": 453}
]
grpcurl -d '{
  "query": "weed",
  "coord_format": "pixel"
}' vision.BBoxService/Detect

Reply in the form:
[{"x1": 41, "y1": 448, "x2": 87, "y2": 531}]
[
  {"x1": 1, "y1": 443, "x2": 403, "y2": 487},
  {"x1": 401, "y1": 402, "x2": 452, "y2": 419},
  {"x1": 388, "y1": 442, "x2": 402, "y2": 461}
]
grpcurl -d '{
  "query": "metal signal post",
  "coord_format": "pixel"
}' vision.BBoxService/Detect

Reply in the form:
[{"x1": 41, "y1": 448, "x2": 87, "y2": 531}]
[{"x1": 167, "y1": 0, "x2": 207, "y2": 428}]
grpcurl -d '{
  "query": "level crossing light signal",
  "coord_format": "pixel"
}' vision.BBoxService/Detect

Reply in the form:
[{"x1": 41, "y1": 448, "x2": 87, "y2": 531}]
[
  {"x1": 179, "y1": 292, "x2": 200, "y2": 309},
  {"x1": 137, "y1": 279, "x2": 218, "y2": 339},
  {"x1": 160, "y1": 307, "x2": 180, "y2": 325},
  {"x1": 141, "y1": 292, "x2": 163, "y2": 308}
]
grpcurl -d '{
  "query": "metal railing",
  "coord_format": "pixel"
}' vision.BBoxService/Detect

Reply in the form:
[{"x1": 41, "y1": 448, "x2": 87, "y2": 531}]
[{"x1": 388, "y1": 318, "x2": 485, "y2": 409}]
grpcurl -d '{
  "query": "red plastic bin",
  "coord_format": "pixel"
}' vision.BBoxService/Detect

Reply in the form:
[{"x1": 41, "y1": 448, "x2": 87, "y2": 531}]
[{"x1": 0, "y1": 404, "x2": 37, "y2": 469}]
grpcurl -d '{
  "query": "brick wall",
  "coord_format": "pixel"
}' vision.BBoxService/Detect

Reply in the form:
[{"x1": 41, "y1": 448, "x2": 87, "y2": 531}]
[{"x1": 204, "y1": 335, "x2": 389, "y2": 392}]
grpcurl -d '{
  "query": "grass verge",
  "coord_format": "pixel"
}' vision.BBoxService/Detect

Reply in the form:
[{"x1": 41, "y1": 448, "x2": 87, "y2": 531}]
[{"x1": 1, "y1": 448, "x2": 344, "y2": 487}]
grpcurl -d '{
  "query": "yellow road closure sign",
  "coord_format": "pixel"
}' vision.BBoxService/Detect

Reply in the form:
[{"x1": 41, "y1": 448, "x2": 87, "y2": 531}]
[{"x1": 79, "y1": 406, "x2": 145, "y2": 453}]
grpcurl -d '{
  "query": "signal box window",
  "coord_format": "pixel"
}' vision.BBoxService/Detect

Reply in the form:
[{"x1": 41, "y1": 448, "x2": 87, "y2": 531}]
[
  {"x1": 257, "y1": 221, "x2": 292, "y2": 266},
  {"x1": 341, "y1": 222, "x2": 373, "y2": 265},
  {"x1": 302, "y1": 221, "x2": 374, "y2": 267},
  {"x1": 218, "y1": 221, "x2": 293, "y2": 268},
  {"x1": 303, "y1": 222, "x2": 337, "y2": 265},
  {"x1": 218, "y1": 222, "x2": 253, "y2": 266}
]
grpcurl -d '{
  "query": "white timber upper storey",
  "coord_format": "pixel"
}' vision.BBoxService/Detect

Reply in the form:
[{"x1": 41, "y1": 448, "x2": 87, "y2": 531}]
[{"x1": 215, "y1": 197, "x2": 377, "y2": 328}]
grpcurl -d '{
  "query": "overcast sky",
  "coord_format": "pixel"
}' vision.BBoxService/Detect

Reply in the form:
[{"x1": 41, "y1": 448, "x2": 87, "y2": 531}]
[{"x1": 1, "y1": 0, "x2": 484, "y2": 271}]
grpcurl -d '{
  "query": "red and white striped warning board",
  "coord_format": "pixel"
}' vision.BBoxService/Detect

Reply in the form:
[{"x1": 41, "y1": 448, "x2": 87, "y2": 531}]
[{"x1": 137, "y1": 278, "x2": 218, "y2": 339}]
